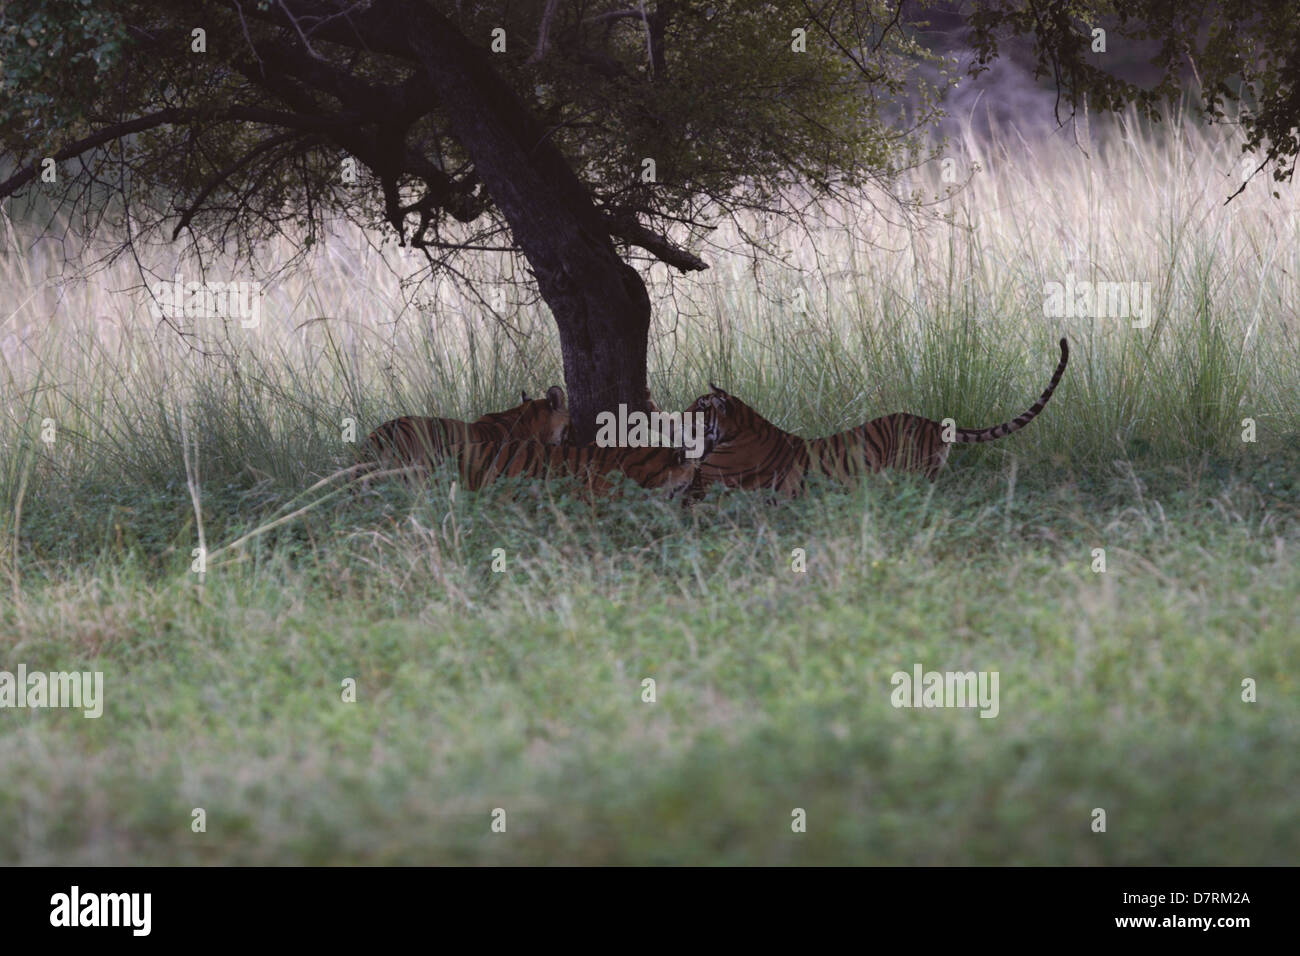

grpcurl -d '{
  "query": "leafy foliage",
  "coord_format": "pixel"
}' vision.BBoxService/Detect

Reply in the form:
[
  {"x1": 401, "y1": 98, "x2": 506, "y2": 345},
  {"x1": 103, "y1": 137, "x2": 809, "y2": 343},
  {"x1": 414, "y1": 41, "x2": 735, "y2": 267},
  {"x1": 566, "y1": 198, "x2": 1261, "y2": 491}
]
[{"x1": 0, "y1": 1, "x2": 946, "y2": 268}]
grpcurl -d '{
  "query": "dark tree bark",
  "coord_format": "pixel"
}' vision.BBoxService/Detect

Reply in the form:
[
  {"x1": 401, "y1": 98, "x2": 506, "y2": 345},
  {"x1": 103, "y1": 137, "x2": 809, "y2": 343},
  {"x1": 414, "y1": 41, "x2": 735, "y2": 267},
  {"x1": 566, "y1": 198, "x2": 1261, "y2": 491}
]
[{"x1": 402, "y1": 5, "x2": 653, "y2": 443}]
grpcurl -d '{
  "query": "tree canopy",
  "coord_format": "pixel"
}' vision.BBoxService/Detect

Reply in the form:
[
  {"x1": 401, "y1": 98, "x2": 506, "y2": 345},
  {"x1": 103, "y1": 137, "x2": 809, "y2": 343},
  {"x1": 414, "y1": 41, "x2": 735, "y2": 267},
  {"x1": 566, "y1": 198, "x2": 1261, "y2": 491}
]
[{"x1": 0, "y1": 1, "x2": 941, "y2": 268}]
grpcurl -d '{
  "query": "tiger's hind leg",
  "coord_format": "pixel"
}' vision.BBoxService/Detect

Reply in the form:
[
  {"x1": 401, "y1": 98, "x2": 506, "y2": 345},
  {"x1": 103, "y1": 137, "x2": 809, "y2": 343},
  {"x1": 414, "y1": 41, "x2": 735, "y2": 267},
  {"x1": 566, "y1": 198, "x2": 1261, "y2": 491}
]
[{"x1": 926, "y1": 440, "x2": 953, "y2": 480}]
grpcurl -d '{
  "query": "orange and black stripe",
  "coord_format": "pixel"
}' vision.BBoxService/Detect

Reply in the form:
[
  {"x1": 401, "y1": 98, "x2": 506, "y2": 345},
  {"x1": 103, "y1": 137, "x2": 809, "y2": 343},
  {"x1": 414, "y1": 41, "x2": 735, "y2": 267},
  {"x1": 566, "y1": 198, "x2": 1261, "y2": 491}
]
[
  {"x1": 445, "y1": 440, "x2": 698, "y2": 497},
  {"x1": 365, "y1": 386, "x2": 569, "y2": 470}
]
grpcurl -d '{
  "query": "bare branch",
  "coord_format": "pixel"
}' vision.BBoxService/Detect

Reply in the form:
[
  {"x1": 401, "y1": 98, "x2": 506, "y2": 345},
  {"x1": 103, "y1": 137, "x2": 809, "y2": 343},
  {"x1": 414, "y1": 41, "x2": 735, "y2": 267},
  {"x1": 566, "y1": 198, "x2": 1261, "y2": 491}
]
[
  {"x1": 0, "y1": 106, "x2": 352, "y2": 201},
  {"x1": 603, "y1": 213, "x2": 708, "y2": 272},
  {"x1": 171, "y1": 131, "x2": 307, "y2": 240}
]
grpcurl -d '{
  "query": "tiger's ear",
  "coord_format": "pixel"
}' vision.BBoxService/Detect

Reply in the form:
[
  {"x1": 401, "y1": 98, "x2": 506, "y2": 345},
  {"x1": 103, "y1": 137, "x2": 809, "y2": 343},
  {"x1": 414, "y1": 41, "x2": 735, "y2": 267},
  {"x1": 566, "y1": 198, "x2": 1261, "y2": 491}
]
[
  {"x1": 546, "y1": 385, "x2": 566, "y2": 410},
  {"x1": 521, "y1": 391, "x2": 530, "y2": 403}
]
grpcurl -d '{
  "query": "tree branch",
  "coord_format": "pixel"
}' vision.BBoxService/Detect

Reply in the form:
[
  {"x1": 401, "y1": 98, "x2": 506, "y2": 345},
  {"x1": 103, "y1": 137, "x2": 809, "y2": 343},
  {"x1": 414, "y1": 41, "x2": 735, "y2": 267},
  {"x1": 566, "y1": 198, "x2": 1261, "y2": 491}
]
[
  {"x1": 171, "y1": 130, "x2": 308, "y2": 240},
  {"x1": 603, "y1": 213, "x2": 708, "y2": 272},
  {"x1": 0, "y1": 106, "x2": 353, "y2": 200}
]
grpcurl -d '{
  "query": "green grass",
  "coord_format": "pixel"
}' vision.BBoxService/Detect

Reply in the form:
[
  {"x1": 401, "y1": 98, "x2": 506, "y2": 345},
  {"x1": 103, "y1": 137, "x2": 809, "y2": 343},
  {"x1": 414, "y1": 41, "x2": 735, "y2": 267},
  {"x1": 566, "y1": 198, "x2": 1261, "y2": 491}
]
[
  {"x1": 2, "y1": 462, "x2": 1296, "y2": 864},
  {"x1": 1, "y1": 107, "x2": 1298, "y2": 863}
]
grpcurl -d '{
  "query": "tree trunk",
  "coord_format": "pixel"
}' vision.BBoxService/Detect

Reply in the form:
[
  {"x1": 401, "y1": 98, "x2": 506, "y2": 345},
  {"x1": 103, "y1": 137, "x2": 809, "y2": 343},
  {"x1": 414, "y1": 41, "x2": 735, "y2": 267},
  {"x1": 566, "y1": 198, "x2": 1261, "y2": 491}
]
[
  {"x1": 551, "y1": 260, "x2": 653, "y2": 443},
  {"x1": 405, "y1": 7, "x2": 653, "y2": 443}
]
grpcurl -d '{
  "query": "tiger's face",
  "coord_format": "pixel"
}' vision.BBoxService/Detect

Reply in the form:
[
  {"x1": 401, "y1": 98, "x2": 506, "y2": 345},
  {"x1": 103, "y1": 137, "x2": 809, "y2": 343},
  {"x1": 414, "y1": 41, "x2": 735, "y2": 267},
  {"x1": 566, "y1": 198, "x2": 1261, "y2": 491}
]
[
  {"x1": 511, "y1": 385, "x2": 571, "y2": 444},
  {"x1": 685, "y1": 383, "x2": 742, "y2": 451}
]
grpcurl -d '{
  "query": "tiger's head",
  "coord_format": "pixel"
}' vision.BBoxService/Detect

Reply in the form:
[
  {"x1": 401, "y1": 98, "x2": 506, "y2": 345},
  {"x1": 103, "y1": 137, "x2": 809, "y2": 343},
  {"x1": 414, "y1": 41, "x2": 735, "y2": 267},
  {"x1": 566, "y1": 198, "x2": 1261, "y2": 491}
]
[
  {"x1": 489, "y1": 385, "x2": 571, "y2": 445},
  {"x1": 684, "y1": 383, "x2": 774, "y2": 451}
]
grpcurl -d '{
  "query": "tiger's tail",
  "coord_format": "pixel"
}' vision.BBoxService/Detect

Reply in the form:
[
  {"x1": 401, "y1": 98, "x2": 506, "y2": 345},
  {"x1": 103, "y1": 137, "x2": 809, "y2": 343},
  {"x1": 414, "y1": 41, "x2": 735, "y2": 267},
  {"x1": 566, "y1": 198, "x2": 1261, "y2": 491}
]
[{"x1": 955, "y1": 338, "x2": 1069, "y2": 443}]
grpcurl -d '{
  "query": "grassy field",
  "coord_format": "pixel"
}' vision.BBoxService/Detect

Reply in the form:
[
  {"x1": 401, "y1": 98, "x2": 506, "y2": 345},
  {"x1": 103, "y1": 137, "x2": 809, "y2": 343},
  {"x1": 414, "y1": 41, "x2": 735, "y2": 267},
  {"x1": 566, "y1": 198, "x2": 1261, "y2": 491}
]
[{"x1": 1, "y1": 109, "x2": 1297, "y2": 864}]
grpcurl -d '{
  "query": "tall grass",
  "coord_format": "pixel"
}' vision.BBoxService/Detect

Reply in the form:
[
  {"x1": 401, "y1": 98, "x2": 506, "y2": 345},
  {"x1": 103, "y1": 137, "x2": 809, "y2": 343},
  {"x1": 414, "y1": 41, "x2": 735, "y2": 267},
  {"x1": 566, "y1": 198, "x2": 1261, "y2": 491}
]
[{"x1": 2, "y1": 109, "x2": 1295, "y2": 534}]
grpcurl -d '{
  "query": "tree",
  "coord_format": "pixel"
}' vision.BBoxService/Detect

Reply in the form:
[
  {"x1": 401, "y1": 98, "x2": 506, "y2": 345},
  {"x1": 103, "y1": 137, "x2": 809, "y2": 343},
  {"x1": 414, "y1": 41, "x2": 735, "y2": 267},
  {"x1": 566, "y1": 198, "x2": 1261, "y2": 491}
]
[{"x1": 2, "y1": 1, "x2": 1297, "y2": 442}]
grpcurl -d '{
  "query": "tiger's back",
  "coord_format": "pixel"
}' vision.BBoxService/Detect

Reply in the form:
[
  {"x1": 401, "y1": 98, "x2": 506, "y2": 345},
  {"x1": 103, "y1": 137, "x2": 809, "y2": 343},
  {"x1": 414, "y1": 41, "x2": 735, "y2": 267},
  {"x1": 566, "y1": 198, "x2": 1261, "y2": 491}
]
[{"x1": 807, "y1": 412, "x2": 953, "y2": 482}]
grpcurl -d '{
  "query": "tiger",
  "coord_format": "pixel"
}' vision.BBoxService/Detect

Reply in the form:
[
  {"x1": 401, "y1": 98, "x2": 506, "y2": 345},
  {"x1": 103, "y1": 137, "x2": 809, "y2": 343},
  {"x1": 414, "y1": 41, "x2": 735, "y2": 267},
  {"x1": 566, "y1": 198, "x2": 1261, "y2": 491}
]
[
  {"x1": 686, "y1": 338, "x2": 1069, "y2": 495},
  {"x1": 365, "y1": 386, "x2": 570, "y2": 471},
  {"x1": 441, "y1": 439, "x2": 700, "y2": 497}
]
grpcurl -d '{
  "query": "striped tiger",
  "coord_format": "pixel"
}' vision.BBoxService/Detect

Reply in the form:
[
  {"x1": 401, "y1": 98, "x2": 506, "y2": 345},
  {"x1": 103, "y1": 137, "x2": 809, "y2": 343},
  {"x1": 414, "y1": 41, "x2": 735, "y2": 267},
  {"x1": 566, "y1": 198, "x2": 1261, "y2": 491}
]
[
  {"x1": 442, "y1": 439, "x2": 699, "y2": 497},
  {"x1": 686, "y1": 338, "x2": 1069, "y2": 495},
  {"x1": 365, "y1": 386, "x2": 569, "y2": 470}
]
